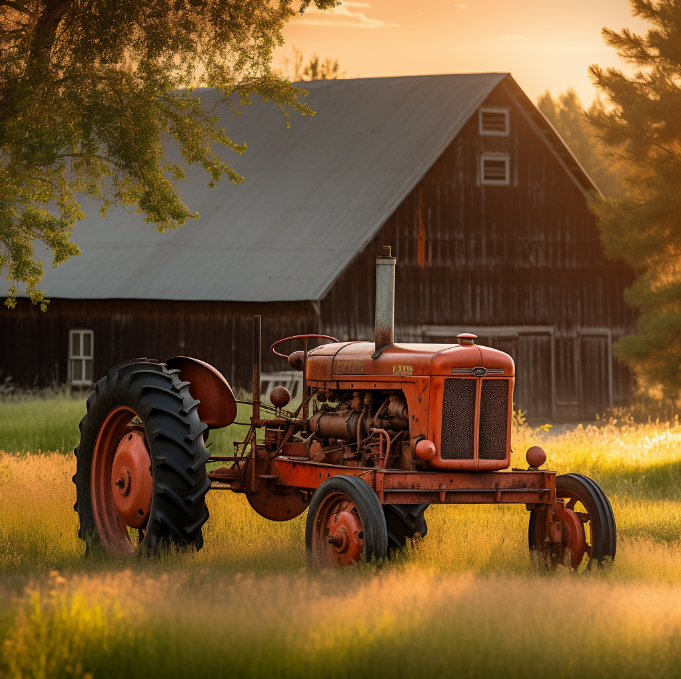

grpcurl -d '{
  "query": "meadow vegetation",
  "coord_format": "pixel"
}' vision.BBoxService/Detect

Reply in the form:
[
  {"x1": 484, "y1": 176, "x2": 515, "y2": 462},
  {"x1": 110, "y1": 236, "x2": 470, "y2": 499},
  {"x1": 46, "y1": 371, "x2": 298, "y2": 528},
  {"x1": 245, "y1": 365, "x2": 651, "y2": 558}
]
[{"x1": 1, "y1": 396, "x2": 681, "y2": 677}]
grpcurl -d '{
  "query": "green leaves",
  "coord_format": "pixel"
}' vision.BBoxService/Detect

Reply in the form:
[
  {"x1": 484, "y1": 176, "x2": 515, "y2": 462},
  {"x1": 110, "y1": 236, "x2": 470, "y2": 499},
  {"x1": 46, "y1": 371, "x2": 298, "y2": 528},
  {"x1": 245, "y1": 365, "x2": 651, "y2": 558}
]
[
  {"x1": 0, "y1": 0, "x2": 332, "y2": 308},
  {"x1": 589, "y1": 0, "x2": 681, "y2": 399}
]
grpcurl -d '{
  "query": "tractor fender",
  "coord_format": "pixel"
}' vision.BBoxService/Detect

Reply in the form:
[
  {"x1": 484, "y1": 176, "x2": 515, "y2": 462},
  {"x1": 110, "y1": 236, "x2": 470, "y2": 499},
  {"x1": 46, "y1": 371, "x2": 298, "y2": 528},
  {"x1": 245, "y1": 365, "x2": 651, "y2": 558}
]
[{"x1": 165, "y1": 356, "x2": 237, "y2": 429}]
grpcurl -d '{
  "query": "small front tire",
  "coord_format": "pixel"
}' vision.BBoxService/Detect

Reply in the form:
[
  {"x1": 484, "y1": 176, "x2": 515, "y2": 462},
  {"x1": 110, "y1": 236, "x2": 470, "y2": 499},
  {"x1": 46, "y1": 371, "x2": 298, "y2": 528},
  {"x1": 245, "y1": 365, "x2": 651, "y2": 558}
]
[
  {"x1": 529, "y1": 473, "x2": 616, "y2": 571},
  {"x1": 305, "y1": 475, "x2": 388, "y2": 568}
]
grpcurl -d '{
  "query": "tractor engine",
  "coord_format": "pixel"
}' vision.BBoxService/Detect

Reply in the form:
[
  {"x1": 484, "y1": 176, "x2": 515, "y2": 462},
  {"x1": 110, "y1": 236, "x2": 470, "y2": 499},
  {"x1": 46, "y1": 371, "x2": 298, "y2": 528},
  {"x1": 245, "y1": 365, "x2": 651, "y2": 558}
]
[
  {"x1": 306, "y1": 389, "x2": 411, "y2": 468},
  {"x1": 290, "y1": 246, "x2": 515, "y2": 473}
]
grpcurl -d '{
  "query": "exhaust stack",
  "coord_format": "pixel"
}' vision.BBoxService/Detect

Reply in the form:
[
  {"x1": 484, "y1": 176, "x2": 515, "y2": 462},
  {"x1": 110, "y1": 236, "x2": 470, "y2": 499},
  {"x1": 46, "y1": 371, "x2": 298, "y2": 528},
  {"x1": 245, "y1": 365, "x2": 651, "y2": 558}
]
[{"x1": 373, "y1": 245, "x2": 396, "y2": 358}]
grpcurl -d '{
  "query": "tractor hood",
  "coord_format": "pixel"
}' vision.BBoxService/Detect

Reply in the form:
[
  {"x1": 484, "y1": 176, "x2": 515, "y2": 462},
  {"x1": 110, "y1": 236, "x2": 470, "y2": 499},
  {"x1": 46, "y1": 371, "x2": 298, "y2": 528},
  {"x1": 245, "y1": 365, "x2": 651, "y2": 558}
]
[{"x1": 306, "y1": 341, "x2": 515, "y2": 381}]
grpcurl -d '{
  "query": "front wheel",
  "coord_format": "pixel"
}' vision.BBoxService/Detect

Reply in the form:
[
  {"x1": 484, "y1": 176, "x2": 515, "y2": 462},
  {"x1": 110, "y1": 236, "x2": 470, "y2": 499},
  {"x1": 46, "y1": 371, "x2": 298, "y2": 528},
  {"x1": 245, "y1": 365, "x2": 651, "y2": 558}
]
[
  {"x1": 529, "y1": 473, "x2": 616, "y2": 572},
  {"x1": 73, "y1": 359, "x2": 211, "y2": 554},
  {"x1": 305, "y1": 475, "x2": 388, "y2": 568}
]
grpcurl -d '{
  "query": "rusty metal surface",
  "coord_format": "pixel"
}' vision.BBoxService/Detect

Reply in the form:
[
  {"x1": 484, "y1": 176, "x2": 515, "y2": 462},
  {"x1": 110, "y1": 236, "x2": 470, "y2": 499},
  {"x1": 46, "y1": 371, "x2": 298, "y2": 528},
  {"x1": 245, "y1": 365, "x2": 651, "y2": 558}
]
[
  {"x1": 111, "y1": 431, "x2": 153, "y2": 529},
  {"x1": 91, "y1": 406, "x2": 142, "y2": 554},
  {"x1": 309, "y1": 491, "x2": 365, "y2": 568},
  {"x1": 269, "y1": 386, "x2": 291, "y2": 409},
  {"x1": 253, "y1": 316, "x2": 261, "y2": 421},
  {"x1": 246, "y1": 482, "x2": 309, "y2": 521},
  {"x1": 165, "y1": 356, "x2": 237, "y2": 428},
  {"x1": 263, "y1": 458, "x2": 556, "y2": 505},
  {"x1": 526, "y1": 446, "x2": 547, "y2": 468}
]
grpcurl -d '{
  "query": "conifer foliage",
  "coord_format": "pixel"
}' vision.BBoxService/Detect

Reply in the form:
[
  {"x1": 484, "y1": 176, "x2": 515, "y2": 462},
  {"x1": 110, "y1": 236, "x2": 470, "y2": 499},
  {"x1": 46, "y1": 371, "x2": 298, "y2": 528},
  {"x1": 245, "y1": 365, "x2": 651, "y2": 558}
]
[
  {"x1": 537, "y1": 89, "x2": 622, "y2": 198},
  {"x1": 0, "y1": 0, "x2": 337, "y2": 309},
  {"x1": 588, "y1": 0, "x2": 681, "y2": 399}
]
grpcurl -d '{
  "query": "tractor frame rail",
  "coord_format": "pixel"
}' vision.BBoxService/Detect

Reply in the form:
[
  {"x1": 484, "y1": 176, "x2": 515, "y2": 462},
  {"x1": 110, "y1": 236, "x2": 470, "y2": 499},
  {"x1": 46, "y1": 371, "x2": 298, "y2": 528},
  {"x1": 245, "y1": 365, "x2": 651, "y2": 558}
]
[{"x1": 208, "y1": 457, "x2": 556, "y2": 507}]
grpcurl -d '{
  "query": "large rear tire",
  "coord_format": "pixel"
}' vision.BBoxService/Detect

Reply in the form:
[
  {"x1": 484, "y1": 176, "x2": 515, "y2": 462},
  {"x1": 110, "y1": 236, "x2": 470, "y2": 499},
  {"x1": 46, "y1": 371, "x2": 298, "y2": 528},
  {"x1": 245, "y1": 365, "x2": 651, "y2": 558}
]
[
  {"x1": 383, "y1": 504, "x2": 429, "y2": 554},
  {"x1": 73, "y1": 359, "x2": 211, "y2": 554}
]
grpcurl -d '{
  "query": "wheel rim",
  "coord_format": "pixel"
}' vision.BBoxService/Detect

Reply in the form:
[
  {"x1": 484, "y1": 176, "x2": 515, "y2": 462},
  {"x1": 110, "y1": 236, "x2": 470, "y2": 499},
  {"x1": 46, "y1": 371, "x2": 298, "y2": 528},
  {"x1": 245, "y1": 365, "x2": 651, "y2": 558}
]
[
  {"x1": 310, "y1": 491, "x2": 365, "y2": 568},
  {"x1": 558, "y1": 489, "x2": 591, "y2": 571},
  {"x1": 532, "y1": 491, "x2": 592, "y2": 572},
  {"x1": 91, "y1": 406, "x2": 153, "y2": 553}
]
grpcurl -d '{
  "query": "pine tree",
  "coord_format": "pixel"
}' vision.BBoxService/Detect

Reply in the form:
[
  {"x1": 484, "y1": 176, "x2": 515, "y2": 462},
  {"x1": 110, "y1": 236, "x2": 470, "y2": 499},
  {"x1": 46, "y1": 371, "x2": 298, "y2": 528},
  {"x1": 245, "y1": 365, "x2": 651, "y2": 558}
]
[
  {"x1": 588, "y1": 0, "x2": 681, "y2": 400},
  {"x1": 537, "y1": 89, "x2": 623, "y2": 197}
]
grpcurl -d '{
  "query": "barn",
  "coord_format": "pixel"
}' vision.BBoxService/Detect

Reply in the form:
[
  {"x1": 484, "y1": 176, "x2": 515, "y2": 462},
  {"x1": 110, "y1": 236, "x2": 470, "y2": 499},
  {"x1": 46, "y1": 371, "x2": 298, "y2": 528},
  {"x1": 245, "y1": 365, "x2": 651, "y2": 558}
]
[{"x1": 1, "y1": 73, "x2": 636, "y2": 421}]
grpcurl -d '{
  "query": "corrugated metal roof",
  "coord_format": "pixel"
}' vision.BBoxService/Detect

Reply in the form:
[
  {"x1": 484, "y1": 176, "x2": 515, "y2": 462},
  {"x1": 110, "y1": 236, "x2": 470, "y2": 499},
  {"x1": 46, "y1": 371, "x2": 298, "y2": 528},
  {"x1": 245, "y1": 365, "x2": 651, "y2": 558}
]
[{"x1": 30, "y1": 73, "x2": 583, "y2": 302}]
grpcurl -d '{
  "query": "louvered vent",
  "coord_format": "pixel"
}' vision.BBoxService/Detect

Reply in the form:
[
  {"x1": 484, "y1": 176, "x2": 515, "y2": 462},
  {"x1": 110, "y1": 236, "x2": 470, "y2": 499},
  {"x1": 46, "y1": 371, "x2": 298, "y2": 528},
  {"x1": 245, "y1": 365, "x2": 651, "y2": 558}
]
[
  {"x1": 481, "y1": 156, "x2": 509, "y2": 185},
  {"x1": 479, "y1": 108, "x2": 509, "y2": 135},
  {"x1": 478, "y1": 380, "x2": 509, "y2": 460},
  {"x1": 440, "y1": 379, "x2": 476, "y2": 460}
]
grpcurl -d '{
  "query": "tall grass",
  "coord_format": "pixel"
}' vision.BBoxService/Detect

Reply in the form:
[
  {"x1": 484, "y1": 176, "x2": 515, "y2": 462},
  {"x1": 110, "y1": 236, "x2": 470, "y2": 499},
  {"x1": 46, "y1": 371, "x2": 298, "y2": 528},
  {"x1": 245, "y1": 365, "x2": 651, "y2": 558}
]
[
  {"x1": 0, "y1": 394, "x2": 85, "y2": 455},
  {"x1": 5, "y1": 570, "x2": 681, "y2": 679},
  {"x1": 2, "y1": 399, "x2": 681, "y2": 677}
]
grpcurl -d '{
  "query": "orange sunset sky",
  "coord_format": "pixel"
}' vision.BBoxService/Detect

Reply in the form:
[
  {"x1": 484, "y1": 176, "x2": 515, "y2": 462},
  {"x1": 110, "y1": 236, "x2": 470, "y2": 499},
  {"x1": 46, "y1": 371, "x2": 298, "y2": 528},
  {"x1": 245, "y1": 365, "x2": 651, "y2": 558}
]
[{"x1": 279, "y1": 0, "x2": 648, "y2": 106}]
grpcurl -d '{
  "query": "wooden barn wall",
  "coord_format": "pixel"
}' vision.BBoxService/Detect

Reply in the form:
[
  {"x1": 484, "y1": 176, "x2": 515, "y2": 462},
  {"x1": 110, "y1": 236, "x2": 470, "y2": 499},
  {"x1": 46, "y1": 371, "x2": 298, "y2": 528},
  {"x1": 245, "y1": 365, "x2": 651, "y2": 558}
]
[
  {"x1": 0, "y1": 298, "x2": 317, "y2": 392},
  {"x1": 319, "y1": 83, "x2": 637, "y2": 419}
]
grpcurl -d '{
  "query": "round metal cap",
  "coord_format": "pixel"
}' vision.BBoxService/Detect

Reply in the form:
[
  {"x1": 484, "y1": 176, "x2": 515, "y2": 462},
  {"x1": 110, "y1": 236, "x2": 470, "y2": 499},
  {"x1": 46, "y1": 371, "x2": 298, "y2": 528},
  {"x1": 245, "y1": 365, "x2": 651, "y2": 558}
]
[
  {"x1": 270, "y1": 386, "x2": 291, "y2": 409},
  {"x1": 526, "y1": 445, "x2": 547, "y2": 468},
  {"x1": 457, "y1": 333, "x2": 478, "y2": 346}
]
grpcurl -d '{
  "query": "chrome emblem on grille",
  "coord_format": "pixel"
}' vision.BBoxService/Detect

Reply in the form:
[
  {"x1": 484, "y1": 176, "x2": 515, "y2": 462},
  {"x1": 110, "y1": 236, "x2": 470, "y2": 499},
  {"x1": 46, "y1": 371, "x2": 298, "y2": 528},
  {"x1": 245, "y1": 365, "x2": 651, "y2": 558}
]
[{"x1": 450, "y1": 367, "x2": 505, "y2": 376}]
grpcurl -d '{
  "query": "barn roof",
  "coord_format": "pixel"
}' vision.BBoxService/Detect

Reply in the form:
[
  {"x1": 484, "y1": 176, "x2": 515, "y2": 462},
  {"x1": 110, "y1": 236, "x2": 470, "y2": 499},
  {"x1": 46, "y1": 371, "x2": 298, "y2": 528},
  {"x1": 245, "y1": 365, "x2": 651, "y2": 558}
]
[{"x1": 34, "y1": 73, "x2": 598, "y2": 302}]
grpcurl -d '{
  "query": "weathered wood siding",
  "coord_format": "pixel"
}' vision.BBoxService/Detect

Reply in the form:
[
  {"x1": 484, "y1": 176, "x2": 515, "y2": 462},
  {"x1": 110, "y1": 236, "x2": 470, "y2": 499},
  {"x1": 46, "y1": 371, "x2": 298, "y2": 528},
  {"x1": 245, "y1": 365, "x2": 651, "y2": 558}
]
[{"x1": 1, "y1": 298, "x2": 317, "y2": 392}]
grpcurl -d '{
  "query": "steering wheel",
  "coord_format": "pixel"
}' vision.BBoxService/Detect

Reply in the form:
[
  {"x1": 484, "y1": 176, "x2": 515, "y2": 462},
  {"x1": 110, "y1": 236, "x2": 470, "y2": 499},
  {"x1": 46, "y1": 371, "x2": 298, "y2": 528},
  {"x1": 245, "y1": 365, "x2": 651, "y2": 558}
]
[{"x1": 270, "y1": 334, "x2": 339, "y2": 359}]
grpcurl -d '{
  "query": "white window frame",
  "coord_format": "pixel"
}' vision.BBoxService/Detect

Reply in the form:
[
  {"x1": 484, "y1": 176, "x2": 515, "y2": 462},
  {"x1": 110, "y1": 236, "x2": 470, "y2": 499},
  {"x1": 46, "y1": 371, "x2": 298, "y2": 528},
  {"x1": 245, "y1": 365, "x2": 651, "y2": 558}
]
[
  {"x1": 480, "y1": 154, "x2": 510, "y2": 186},
  {"x1": 69, "y1": 329, "x2": 94, "y2": 385},
  {"x1": 479, "y1": 107, "x2": 510, "y2": 136}
]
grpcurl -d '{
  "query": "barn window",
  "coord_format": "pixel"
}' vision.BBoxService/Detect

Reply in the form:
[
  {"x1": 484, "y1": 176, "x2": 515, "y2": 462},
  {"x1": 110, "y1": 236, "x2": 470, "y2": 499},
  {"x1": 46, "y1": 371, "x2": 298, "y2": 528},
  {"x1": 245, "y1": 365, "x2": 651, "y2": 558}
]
[
  {"x1": 69, "y1": 329, "x2": 94, "y2": 384},
  {"x1": 481, "y1": 155, "x2": 510, "y2": 185},
  {"x1": 479, "y1": 108, "x2": 509, "y2": 136}
]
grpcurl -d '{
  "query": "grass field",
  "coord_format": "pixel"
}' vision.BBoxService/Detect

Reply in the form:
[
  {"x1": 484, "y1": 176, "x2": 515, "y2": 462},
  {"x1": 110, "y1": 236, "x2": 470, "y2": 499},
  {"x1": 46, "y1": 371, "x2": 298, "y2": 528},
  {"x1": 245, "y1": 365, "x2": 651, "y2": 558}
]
[{"x1": 1, "y1": 396, "x2": 681, "y2": 678}]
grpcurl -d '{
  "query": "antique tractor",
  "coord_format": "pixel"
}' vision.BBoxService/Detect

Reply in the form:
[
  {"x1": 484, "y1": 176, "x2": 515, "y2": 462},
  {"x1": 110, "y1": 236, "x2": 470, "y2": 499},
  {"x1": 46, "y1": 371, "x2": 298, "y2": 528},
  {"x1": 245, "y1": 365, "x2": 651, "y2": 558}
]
[{"x1": 73, "y1": 247, "x2": 616, "y2": 570}]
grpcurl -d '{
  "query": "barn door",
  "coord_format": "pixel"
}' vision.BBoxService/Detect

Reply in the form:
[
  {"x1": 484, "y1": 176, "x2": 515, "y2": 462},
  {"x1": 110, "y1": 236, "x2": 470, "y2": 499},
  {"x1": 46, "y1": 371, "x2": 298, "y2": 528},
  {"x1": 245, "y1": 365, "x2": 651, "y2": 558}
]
[
  {"x1": 579, "y1": 334, "x2": 612, "y2": 420},
  {"x1": 515, "y1": 335, "x2": 553, "y2": 420}
]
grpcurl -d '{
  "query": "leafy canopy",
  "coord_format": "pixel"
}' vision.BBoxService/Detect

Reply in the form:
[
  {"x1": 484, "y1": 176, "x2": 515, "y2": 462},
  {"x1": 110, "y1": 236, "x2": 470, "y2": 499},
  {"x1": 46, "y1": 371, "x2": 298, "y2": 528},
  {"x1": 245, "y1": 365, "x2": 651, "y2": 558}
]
[
  {"x1": 0, "y1": 0, "x2": 337, "y2": 310},
  {"x1": 588, "y1": 0, "x2": 681, "y2": 399}
]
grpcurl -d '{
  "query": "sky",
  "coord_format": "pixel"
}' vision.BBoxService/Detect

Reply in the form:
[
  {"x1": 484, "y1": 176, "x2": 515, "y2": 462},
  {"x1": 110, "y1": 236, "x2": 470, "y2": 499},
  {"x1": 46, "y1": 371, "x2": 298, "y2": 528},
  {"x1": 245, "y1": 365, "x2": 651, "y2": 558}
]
[{"x1": 279, "y1": 0, "x2": 649, "y2": 107}]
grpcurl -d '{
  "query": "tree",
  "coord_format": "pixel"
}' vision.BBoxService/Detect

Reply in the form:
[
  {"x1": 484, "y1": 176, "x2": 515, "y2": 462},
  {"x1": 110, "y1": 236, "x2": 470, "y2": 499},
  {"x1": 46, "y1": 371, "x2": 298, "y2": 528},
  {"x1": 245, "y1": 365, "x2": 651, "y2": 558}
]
[
  {"x1": 537, "y1": 89, "x2": 623, "y2": 197},
  {"x1": 588, "y1": 0, "x2": 681, "y2": 400},
  {"x1": 0, "y1": 0, "x2": 337, "y2": 310},
  {"x1": 280, "y1": 47, "x2": 345, "y2": 81},
  {"x1": 303, "y1": 54, "x2": 345, "y2": 80}
]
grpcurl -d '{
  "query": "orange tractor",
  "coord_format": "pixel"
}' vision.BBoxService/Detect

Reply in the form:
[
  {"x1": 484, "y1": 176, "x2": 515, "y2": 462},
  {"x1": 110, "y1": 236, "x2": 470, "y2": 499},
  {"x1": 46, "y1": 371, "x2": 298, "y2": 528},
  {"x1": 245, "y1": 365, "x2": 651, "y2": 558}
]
[{"x1": 73, "y1": 247, "x2": 616, "y2": 570}]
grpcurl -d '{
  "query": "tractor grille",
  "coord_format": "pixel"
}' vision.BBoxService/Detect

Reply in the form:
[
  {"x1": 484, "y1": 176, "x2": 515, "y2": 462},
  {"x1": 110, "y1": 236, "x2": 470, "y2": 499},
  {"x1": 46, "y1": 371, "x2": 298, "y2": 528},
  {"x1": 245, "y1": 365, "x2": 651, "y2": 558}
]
[
  {"x1": 478, "y1": 380, "x2": 509, "y2": 460},
  {"x1": 440, "y1": 379, "x2": 476, "y2": 459},
  {"x1": 440, "y1": 378, "x2": 509, "y2": 462}
]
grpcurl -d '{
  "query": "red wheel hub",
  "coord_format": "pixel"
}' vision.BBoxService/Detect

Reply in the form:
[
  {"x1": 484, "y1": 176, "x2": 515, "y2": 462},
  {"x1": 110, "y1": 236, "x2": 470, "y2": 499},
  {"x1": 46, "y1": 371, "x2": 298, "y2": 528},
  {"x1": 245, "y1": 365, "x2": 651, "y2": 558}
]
[
  {"x1": 561, "y1": 507, "x2": 587, "y2": 569},
  {"x1": 91, "y1": 406, "x2": 153, "y2": 553},
  {"x1": 325, "y1": 507, "x2": 364, "y2": 565},
  {"x1": 310, "y1": 492, "x2": 365, "y2": 568},
  {"x1": 111, "y1": 431, "x2": 152, "y2": 529}
]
